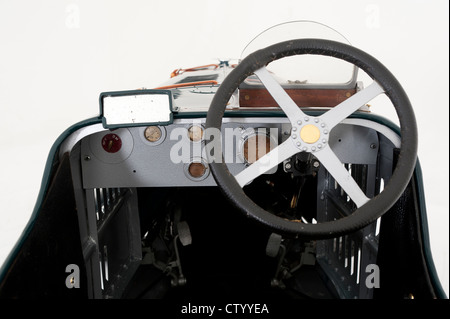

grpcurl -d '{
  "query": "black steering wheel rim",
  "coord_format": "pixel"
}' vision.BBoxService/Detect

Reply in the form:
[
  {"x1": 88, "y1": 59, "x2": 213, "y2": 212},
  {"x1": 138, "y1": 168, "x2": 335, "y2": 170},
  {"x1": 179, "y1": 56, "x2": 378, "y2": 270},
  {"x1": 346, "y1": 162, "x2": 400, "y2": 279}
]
[{"x1": 205, "y1": 39, "x2": 418, "y2": 239}]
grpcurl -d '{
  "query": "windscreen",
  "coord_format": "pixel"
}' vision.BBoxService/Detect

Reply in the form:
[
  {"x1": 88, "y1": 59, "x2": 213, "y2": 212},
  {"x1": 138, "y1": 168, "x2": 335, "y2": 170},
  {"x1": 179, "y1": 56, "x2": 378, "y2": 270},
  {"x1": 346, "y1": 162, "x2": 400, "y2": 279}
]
[{"x1": 240, "y1": 21, "x2": 357, "y2": 87}]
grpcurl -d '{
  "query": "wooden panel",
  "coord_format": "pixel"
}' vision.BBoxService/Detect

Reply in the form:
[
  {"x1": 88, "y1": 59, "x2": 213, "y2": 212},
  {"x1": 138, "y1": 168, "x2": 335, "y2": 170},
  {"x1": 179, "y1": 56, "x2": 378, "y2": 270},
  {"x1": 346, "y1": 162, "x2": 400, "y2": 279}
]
[{"x1": 239, "y1": 88, "x2": 357, "y2": 108}]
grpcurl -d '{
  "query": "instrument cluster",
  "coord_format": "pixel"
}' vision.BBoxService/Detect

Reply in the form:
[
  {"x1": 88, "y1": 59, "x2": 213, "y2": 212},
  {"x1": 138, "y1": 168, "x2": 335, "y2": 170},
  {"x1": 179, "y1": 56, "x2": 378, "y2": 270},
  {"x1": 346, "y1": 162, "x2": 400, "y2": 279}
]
[{"x1": 80, "y1": 119, "x2": 286, "y2": 189}]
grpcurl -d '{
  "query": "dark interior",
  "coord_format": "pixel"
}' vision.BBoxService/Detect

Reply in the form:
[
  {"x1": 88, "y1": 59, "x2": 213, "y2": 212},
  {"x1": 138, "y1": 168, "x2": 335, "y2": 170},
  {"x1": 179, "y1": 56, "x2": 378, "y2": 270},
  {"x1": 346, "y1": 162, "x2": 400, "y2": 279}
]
[
  {"x1": 0, "y1": 152, "x2": 443, "y2": 299},
  {"x1": 123, "y1": 179, "x2": 337, "y2": 299}
]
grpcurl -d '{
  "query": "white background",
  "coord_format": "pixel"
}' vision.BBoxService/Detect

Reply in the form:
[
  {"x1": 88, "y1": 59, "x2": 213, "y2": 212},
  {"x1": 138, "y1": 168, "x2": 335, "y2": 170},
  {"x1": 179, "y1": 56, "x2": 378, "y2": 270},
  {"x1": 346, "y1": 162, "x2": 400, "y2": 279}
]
[{"x1": 0, "y1": 0, "x2": 448, "y2": 297}]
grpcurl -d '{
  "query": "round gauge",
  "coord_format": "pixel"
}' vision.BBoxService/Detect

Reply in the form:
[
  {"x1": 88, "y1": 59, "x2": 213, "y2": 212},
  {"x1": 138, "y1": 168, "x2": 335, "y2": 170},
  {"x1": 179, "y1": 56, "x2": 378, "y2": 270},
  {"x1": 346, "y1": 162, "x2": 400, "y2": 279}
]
[
  {"x1": 184, "y1": 157, "x2": 210, "y2": 181},
  {"x1": 89, "y1": 128, "x2": 133, "y2": 164},
  {"x1": 101, "y1": 133, "x2": 122, "y2": 153},
  {"x1": 188, "y1": 125, "x2": 204, "y2": 142},
  {"x1": 243, "y1": 132, "x2": 272, "y2": 164},
  {"x1": 188, "y1": 162, "x2": 207, "y2": 178},
  {"x1": 144, "y1": 126, "x2": 163, "y2": 143}
]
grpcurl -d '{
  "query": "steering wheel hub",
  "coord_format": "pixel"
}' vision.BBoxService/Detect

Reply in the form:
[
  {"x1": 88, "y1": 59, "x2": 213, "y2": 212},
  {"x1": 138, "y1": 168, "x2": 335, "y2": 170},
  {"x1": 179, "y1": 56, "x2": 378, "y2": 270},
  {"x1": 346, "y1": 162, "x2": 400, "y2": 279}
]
[
  {"x1": 291, "y1": 117, "x2": 329, "y2": 152},
  {"x1": 300, "y1": 124, "x2": 321, "y2": 144}
]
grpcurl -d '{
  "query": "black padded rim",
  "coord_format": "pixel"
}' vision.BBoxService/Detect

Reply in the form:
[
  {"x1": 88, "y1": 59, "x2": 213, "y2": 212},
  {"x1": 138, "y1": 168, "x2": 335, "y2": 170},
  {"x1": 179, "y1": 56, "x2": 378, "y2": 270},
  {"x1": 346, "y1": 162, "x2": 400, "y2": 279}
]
[{"x1": 205, "y1": 39, "x2": 418, "y2": 239}]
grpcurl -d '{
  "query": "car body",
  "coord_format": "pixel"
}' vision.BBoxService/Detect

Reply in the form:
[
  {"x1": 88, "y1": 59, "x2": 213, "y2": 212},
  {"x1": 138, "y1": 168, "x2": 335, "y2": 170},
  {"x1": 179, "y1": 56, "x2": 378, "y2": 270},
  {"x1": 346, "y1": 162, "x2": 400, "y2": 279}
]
[{"x1": 0, "y1": 21, "x2": 446, "y2": 300}]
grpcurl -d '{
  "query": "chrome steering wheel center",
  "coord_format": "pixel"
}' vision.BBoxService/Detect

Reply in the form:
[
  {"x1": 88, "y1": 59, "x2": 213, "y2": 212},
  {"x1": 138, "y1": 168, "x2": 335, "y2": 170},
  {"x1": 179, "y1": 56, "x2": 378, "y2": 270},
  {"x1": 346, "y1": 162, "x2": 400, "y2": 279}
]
[
  {"x1": 300, "y1": 124, "x2": 320, "y2": 144},
  {"x1": 291, "y1": 116, "x2": 328, "y2": 152}
]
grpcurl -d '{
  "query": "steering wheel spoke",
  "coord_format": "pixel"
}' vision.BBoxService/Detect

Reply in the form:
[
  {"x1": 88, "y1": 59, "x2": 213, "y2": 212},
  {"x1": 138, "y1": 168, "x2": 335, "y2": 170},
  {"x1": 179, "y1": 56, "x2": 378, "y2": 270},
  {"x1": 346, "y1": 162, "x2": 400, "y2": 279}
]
[
  {"x1": 314, "y1": 146, "x2": 369, "y2": 208},
  {"x1": 234, "y1": 138, "x2": 298, "y2": 187},
  {"x1": 254, "y1": 67, "x2": 307, "y2": 123},
  {"x1": 319, "y1": 81, "x2": 384, "y2": 130}
]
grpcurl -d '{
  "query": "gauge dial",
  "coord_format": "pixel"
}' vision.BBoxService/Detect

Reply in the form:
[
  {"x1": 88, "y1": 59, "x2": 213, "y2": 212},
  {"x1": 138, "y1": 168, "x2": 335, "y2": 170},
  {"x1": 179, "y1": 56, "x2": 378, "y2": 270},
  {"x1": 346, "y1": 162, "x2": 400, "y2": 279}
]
[
  {"x1": 101, "y1": 133, "x2": 122, "y2": 153},
  {"x1": 243, "y1": 133, "x2": 272, "y2": 164},
  {"x1": 188, "y1": 162, "x2": 207, "y2": 178},
  {"x1": 184, "y1": 157, "x2": 210, "y2": 181},
  {"x1": 188, "y1": 125, "x2": 204, "y2": 142},
  {"x1": 144, "y1": 126, "x2": 162, "y2": 143}
]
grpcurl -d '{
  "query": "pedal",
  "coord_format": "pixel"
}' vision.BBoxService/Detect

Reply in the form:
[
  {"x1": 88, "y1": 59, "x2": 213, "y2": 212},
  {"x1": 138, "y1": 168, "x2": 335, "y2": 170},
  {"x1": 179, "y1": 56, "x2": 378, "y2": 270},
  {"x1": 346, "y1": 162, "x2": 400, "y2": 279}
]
[
  {"x1": 266, "y1": 233, "x2": 282, "y2": 257},
  {"x1": 177, "y1": 221, "x2": 192, "y2": 246},
  {"x1": 169, "y1": 221, "x2": 192, "y2": 287}
]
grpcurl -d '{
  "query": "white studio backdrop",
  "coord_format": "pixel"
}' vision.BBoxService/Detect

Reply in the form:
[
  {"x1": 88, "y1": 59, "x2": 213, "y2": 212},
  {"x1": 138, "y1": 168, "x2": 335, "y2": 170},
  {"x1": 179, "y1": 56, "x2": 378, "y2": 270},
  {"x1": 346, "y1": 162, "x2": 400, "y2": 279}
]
[{"x1": 0, "y1": 0, "x2": 448, "y2": 297}]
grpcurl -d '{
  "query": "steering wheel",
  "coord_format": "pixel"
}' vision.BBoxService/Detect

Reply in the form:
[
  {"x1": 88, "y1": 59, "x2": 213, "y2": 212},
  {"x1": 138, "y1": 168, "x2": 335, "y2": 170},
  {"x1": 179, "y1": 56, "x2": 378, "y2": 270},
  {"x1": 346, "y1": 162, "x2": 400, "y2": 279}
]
[{"x1": 205, "y1": 39, "x2": 418, "y2": 239}]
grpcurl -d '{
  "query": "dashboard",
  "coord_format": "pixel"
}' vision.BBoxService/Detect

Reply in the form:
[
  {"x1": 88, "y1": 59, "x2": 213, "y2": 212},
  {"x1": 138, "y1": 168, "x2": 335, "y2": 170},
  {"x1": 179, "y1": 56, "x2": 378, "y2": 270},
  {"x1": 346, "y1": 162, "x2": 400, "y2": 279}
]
[{"x1": 78, "y1": 116, "x2": 389, "y2": 189}]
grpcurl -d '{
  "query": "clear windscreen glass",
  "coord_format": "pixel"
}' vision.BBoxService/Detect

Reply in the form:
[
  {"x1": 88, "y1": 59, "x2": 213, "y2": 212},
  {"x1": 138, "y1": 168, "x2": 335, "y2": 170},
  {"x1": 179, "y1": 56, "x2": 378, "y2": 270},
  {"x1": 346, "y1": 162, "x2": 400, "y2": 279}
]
[{"x1": 240, "y1": 21, "x2": 357, "y2": 87}]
